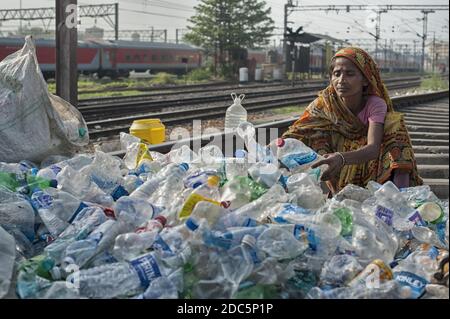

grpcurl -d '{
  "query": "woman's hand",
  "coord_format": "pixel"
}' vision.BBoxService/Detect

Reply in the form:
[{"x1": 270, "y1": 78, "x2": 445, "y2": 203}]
[{"x1": 311, "y1": 153, "x2": 345, "y2": 181}]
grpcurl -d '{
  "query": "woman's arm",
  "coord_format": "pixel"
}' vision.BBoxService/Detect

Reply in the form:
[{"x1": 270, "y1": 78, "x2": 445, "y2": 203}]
[
  {"x1": 311, "y1": 122, "x2": 384, "y2": 181},
  {"x1": 342, "y1": 122, "x2": 384, "y2": 164}
]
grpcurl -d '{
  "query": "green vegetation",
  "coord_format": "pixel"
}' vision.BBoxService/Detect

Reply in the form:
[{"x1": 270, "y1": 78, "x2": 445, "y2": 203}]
[
  {"x1": 185, "y1": 0, "x2": 274, "y2": 79},
  {"x1": 184, "y1": 68, "x2": 213, "y2": 82},
  {"x1": 78, "y1": 90, "x2": 144, "y2": 100},
  {"x1": 149, "y1": 72, "x2": 177, "y2": 85},
  {"x1": 420, "y1": 73, "x2": 449, "y2": 91}
]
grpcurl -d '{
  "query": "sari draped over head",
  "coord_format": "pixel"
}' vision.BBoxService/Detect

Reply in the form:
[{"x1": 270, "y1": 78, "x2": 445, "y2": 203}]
[{"x1": 282, "y1": 47, "x2": 423, "y2": 192}]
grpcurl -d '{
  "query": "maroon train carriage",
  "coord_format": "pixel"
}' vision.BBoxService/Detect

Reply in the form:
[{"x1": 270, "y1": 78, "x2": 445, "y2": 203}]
[
  {"x1": 0, "y1": 37, "x2": 203, "y2": 79},
  {"x1": 0, "y1": 37, "x2": 101, "y2": 79}
]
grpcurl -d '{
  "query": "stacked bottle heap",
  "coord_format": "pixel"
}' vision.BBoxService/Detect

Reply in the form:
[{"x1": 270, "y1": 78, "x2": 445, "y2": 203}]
[{"x1": 0, "y1": 124, "x2": 448, "y2": 299}]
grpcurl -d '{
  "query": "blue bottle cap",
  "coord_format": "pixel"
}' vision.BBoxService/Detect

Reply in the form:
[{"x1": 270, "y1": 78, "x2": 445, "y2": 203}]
[
  {"x1": 185, "y1": 218, "x2": 199, "y2": 231},
  {"x1": 192, "y1": 182, "x2": 202, "y2": 189},
  {"x1": 30, "y1": 168, "x2": 39, "y2": 176},
  {"x1": 49, "y1": 179, "x2": 58, "y2": 188},
  {"x1": 179, "y1": 163, "x2": 189, "y2": 171}
]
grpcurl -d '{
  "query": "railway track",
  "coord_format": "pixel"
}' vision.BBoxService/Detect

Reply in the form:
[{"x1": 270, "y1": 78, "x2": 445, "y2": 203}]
[
  {"x1": 87, "y1": 79, "x2": 426, "y2": 139},
  {"x1": 107, "y1": 90, "x2": 449, "y2": 199},
  {"x1": 79, "y1": 75, "x2": 422, "y2": 107}
]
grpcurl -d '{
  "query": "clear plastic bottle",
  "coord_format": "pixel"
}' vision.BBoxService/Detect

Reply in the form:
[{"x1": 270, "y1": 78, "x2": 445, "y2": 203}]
[
  {"x1": 220, "y1": 235, "x2": 261, "y2": 295},
  {"x1": 237, "y1": 121, "x2": 277, "y2": 166},
  {"x1": 152, "y1": 217, "x2": 201, "y2": 254},
  {"x1": 275, "y1": 138, "x2": 326, "y2": 175},
  {"x1": 233, "y1": 183, "x2": 288, "y2": 221},
  {"x1": 130, "y1": 163, "x2": 189, "y2": 200},
  {"x1": 178, "y1": 176, "x2": 221, "y2": 220},
  {"x1": 31, "y1": 188, "x2": 89, "y2": 237},
  {"x1": 224, "y1": 94, "x2": 247, "y2": 133},
  {"x1": 392, "y1": 244, "x2": 443, "y2": 299},
  {"x1": 113, "y1": 216, "x2": 167, "y2": 261},
  {"x1": 44, "y1": 206, "x2": 108, "y2": 264},
  {"x1": 72, "y1": 250, "x2": 175, "y2": 299}
]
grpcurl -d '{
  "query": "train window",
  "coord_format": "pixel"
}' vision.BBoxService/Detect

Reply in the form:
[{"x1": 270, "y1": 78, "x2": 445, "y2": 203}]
[
  {"x1": 125, "y1": 54, "x2": 131, "y2": 62},
  {"x1": 143, "y1": 54, "x2": 148, "y2": 61},
  {"x1": 152, "y1": 55, "x2": 158, "y2": 61},
  {"x1": 134, "y1": 54, "x2": 140, "y2": 62}
]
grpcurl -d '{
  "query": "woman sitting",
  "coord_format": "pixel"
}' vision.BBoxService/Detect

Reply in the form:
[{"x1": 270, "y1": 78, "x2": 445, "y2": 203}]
[{"x1": 282, "y1": 47, "x2": 423, "y2": 194}]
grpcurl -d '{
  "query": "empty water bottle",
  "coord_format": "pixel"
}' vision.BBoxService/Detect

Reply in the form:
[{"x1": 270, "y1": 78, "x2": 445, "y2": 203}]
[{"x1": 225, "y1": 94, "x2": 247, "y2": 133}]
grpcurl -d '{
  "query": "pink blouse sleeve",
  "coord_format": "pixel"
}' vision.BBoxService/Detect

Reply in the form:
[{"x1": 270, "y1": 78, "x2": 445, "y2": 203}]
[{"x1": 367, "y1": 96, "x2": 388, "y2": 124}]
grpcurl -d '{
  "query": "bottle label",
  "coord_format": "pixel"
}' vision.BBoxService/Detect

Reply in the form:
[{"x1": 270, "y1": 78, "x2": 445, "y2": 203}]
[
  {"x1": 32, "y1": 192, "x2": 54, "y2": 209},
  {"x1": 274, "y1": 204, "x2": 310, "y2": 224},
  {"x1": 136, "y1": 143, "x2": 154, "y2": 168},
  {"x1": 152, "y1": 235, "x2": 172, "y2": 253},
  {"x1": 436, "y1": 222, "x2": 447, "y2": 246},
  {"x1": 293, "y1": 224, "x2": 317, "y2": 251},
  {"x1": 49, "y1": 165, "x2": 62, "y2": 176},
  {"x1": 130, "y1": 253, "x2": 162, "y2": 288},
  {"x1": 179, "y1": 193, "x2": 221, "y2": 219},
  {"x1": 375, "y1": 205, "x2": 394, "y2": 226},
  {"x1": 111, "y1": 185, "x2": 130, "y2": 201},
  {"x1": 91, "y1": 174, "x2": 117, "y2": 192},
  {"x1": 393, "y1": 271, "x2": 429, "y2": 299},
  {"x1": 408, "y1": 211, "x2": 426, "y2": 227},
  {"x1": 280, "y1": 152, "x2": 318, "y2": 171},
  {"x1": 249, "y1": 248, "x2": 261, "y2": 265}
]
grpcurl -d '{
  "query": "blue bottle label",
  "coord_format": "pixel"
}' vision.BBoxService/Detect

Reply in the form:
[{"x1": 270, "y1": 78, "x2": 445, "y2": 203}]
[
  {"x1": 275, "y1": 204, "x2": 311, "y2": 223},
  {"x1": 408, "y1": 211, "x2": 426, "y2": 227},
  {"x1": 152, "y1": 235, "x2": 172, "y2": 253},
  {"x1": 249, "y1": 248, "x2": 261, "y2": 265},
  {"x1": 111, "y1": 185, "x2": 130, "y2": 201},
  {"x1": 31, "y1": 192, "x2": 53, "y2": 209},
  {"x1": 130, "y1": 253, "x2": 162, "y2": 288},
  {"x1": 50, "y1": 165, "x2": 62, "y2": 175},
  {"x1": 436, "y1": 222, "x2": 447, "y2": 246},
  {"x1": 394, "y1": 271, "x2": 429, "y2": 299},
  {"x1": 375, "y1": 205, "x2": 394, "y2": 226},
  {"x1": 280, "y1": 152, "x2": 318, "y2": 171},
  {"x1": 293, "y1": 224, "x2": 317, "y2": 251}
]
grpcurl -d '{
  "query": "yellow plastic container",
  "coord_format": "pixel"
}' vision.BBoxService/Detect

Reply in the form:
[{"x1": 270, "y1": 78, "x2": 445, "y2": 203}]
[{"x1": 130, "y1": 119, "x2": 166, "y2": 144}]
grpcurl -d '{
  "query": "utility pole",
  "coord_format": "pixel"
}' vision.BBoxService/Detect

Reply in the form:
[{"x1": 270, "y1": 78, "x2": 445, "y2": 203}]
[
  {"x1": 115, "y1": 2, "x2": 119, "y2": 40},
  {"x1": 56, "y1": 0, "x2": 78, "y2": 107},
  {"x1": 19, "y1": 0, "x2": 22, "y2": 34},
  {"x1": 413, "y1": 40, "x2": 417, "y2": 70},
  {"x1": 432, "y1": 31, "x2": 436, "y2": 73},
  {"x1": 283, "y1": 0, "x2": 294, "y2": 81},
  {"x1": 421, "y1": 10, "x2": 435, "y2": 73},
  {"x1": 375, "y1": 9, "x2": 387, "y2": 63},
  {"x1": 176, "y1": 28, "x2": 179, "y2": 44}
]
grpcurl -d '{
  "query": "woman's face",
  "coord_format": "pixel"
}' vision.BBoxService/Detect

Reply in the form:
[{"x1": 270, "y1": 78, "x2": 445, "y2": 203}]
[{"x1": 331, "y1": 57, "x2": 369, "y2": 99}]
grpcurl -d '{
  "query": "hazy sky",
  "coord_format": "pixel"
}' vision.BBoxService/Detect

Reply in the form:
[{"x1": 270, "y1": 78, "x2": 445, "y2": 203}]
[{"x1": 0, "y1": 0, "x2": 448, "y2": 45}]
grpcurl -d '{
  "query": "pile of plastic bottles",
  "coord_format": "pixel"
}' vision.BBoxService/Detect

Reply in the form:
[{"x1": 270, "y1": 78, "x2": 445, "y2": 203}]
[{"x1": 0, "y1": 122, "x2": 448, "y2": 299}]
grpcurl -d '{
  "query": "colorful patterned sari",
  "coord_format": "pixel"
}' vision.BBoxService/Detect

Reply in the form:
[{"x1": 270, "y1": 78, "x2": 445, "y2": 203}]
[{"x1": 282, "y1": 47, "x2": 423, "y2": 192}]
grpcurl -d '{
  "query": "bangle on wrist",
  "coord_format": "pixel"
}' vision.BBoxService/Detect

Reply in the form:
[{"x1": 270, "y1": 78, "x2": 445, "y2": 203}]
[{"x1": 336, "y1": 152, "x2": 346, "y2": 167}]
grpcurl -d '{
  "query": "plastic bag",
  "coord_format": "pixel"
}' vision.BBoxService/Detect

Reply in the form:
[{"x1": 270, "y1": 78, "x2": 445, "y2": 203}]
[{"x1": 0, "y1": 36, "x2": 89, "y2": 163}]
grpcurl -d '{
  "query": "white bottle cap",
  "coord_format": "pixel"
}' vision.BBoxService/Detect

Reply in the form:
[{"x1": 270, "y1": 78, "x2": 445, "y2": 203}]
[{"x1": 242, "y1": 234, "x2": 257, "y2": 247}]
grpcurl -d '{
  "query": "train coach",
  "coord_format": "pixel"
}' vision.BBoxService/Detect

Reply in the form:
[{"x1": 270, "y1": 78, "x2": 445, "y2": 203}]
[{"x1": 0, "y1": 37, "x2": 203, "y2": 79}]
